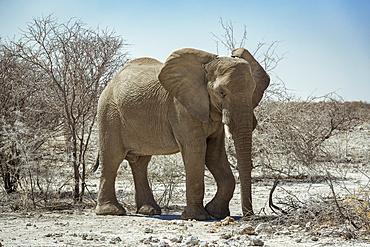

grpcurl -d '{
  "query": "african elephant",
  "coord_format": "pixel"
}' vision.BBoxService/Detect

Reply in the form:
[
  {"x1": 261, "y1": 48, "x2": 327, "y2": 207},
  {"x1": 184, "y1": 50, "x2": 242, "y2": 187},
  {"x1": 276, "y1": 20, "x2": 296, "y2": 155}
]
[{"x1": 95, "y1": 48, "x2": 269, "y2": 220}]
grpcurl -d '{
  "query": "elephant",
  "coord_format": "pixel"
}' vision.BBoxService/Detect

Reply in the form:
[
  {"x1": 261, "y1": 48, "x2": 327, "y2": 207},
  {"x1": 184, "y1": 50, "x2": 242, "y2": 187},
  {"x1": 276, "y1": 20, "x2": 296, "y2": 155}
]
[{"x1": 94, "y1": 47, "x2": 269, "y2": 220}]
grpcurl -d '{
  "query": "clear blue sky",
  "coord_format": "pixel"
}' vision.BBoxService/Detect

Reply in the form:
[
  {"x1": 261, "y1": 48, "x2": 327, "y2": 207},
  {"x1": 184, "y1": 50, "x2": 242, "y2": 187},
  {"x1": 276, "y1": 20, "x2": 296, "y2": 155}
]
[{"x1": 1, "y1": 0, "x2": 369, "y2": 101}]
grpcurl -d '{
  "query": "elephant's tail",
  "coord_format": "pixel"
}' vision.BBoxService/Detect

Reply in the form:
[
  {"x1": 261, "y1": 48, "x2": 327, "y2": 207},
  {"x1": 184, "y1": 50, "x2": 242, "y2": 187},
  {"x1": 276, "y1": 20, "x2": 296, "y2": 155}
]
[{"x1": 90, "y1": 153, "x2": 100, "y2": 173}]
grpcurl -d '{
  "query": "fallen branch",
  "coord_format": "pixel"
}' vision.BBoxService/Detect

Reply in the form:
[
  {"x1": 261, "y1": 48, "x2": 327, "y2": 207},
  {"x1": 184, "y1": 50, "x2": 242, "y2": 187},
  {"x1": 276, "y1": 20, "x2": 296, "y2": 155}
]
[
  {"x1": 269, "y1": 178, "x2": 287, "y2": 214},
  {"x1": 325, "y1": 169, "x2": 359, "y2": 229}
]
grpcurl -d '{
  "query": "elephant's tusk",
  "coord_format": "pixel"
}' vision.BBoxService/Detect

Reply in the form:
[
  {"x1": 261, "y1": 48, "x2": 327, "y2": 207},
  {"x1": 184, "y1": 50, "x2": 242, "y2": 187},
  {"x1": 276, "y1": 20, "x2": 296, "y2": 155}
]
[{"x1": 224, "y1": 124, "x2": 232, "y2": 139}]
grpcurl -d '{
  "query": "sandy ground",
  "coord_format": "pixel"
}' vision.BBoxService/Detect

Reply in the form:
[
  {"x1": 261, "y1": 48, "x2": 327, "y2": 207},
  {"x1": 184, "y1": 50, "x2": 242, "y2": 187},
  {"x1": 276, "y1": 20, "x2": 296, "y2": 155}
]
[
  {"x1": 1, "y1": 174, "x2": 370, "y2": 247},
  {"x1": 1, "y1": 209, "x2": 368, "y2": 247},
  {"x1": 1, "y1": 123, "x2": 369, "y2": 246}
]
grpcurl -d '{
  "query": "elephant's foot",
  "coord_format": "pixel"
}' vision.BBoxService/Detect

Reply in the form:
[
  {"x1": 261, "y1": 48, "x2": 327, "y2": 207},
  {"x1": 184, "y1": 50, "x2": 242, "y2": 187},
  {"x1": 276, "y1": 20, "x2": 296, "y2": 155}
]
[
  {"x1": 95, "y1": 201, "x2": 126, "y2": 216},
  {"x1": 137, "y1": 203, "x2": 161, "y2": 216},
  {"x1": 181, "y1": 206, "x2": 211, "y2": 221},
  {"x1": 205, "y1": 200, "x2": 230, "y2": 219}
]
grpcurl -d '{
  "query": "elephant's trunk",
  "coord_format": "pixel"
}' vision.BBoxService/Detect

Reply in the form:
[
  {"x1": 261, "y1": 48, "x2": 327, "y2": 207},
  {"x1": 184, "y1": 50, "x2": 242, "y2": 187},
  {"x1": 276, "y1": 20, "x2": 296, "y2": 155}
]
[{"x1": 229, "y1": 99, "x2": 254, "y2": 216}]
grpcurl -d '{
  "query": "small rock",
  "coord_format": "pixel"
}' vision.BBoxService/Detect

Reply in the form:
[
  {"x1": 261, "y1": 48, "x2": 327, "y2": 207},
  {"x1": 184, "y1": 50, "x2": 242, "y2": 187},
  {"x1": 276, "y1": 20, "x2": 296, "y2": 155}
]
[
  {"x1": 239, "y1": 224, "x2": 255, "y2": 235},
  {"x1": 185, "y1": 235, "x2": 199, "y2": 246},
  {"x1": 199, "y1": 241, "x2": 212, "y2": 247},
  {"x1": 240, "y1": 235, "x2": 251, "y2": 242},
  {"x1": 295, "y1": 238, "x2": 302, "y2": 243},
  {"x1": 55, "y1": 222, "x2": 69, "y2": 226},
  {"x1": 311, "y1": 236, "x2": 319, "y2": 241},
  {"x1": 159, "y1": 240, "x2": 170, "y2": 247},
  {"x1": 141, "y1": 236, "x2": 152, "y2": 244},
  {"x1": 220, "y1": 232, "x2": 232, "y2": 239},
  {"x1": 227, "y1": 237, "x2": 241, "y2": 246},
  {"x1": 144, "y1": 227, "x2": 153, "y2": 233},
  {"x1": 217, "y1": 239, "x2": 230, "y2": 246},
  {"x1": 255, "y1": 223, "x2": 273, "y2": 235},
  {"x1": 221, "y1": 216, "x2": 235, "y2": 226},
  {"x1": 320, "y1": 229, "x2": 331, "y2": 237},
  {"x1": 250, "y1": 238, "x2": 264, "y2": 246},
  {"x1": 305, "y1": 222, "x2": 312, "y2": 229},
  {"x1": 152, "y1": 237, "x2": 160, "y2": 243},
  {"x1": 320, "y1": 224, "x2": 329, "y2": 229},
  {"x1": 274, "y1": 229, "x2": 290, "y2": 235},
  {"x1": 169, "y1": 235, "x2": 183, "y2": 243},
  {"x1": 26, "y1": 222, "x2": 32, "y2": 226},
  {"x1": 111, "y1": 237, "x2": 121, "y2": 242},
  {"x1": 53, "y1": 233, "x2": 63, "y2": 238},
  {"x1": 288, "y1": 224, "x2": 300, "y2": 230}
]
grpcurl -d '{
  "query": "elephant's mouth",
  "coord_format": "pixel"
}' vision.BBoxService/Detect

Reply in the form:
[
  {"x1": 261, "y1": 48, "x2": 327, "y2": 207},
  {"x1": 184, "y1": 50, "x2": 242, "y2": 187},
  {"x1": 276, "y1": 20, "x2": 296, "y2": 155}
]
[{"x1": 215, "y1": 102, "x2": 222, "y2": 112}]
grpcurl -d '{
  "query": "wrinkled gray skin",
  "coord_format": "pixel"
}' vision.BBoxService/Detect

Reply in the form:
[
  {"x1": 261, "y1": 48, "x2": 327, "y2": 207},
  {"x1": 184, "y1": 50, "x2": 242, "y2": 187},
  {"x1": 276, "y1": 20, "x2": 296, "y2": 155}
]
[{"x1": 95, "y1": 48, "x2": 269, "y2": 220}]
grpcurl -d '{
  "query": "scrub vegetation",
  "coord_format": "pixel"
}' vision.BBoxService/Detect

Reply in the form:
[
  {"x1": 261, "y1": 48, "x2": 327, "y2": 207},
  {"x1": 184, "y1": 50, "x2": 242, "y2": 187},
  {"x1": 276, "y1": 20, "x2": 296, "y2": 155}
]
[{"x1": 0, "y1": 16, "x2": 369, "y2": 246}]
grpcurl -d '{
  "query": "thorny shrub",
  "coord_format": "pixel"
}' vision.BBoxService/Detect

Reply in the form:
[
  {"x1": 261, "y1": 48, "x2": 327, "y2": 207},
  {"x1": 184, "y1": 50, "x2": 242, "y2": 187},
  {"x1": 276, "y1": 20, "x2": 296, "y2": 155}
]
[
  {"x1": 343, "y1": 186, "x2": 370, "y2": 234},
  {"x1": 0, "y1": 14, "x2": 128, "y2": 210},
  {"x1": 148, "y1": 154, "x2": 185, "y2": 209},
  {"x1": 0, "y1": 111, "x2": 70, "y2": 210},
  {"x1": 272, "y1": 181, "x2": 370, "y2": 238},
  {"x1": 251, "y1": 95, "x2": 365, "y2": 179}
]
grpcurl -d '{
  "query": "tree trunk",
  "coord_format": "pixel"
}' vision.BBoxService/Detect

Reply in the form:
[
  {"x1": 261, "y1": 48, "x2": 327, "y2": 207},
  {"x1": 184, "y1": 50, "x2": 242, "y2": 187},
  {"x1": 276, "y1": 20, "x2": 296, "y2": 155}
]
[{"x1": 72, "y1": 135, "x2": 79, "y2": 201}]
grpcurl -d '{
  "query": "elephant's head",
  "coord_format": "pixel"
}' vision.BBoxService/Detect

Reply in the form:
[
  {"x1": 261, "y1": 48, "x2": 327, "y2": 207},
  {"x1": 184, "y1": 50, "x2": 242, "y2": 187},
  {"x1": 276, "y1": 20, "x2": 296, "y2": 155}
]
[{"x1": 158, "y1": 48, "x2": 269, "y2": 216}]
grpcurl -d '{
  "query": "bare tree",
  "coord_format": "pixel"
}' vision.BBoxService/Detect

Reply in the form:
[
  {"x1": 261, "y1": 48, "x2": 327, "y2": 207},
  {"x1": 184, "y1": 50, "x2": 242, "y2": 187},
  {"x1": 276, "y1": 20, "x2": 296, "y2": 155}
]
[
  {"x1": 212, "y1": 18, "x2": 248, "y2": 53},
  {"x1": 0, "y1": 41, "x2": 60, "y2": 201},
  {"x1": 212, "y1": 18, "x2": 288, "y2": 102},
  {"x1": 5, "y1": 15, "x2": 130, "y2": 201}
]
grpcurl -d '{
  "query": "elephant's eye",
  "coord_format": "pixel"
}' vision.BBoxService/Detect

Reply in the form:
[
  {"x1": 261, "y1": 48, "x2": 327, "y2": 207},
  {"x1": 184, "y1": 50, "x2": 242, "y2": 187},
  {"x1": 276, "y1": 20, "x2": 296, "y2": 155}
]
[{"x1": 219, "y1": 89, "x2": 227, "y2": 98}]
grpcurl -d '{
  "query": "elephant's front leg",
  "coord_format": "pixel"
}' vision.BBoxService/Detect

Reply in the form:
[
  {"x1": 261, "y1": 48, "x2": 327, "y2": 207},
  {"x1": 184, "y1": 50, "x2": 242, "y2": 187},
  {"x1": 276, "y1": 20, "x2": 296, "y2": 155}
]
[
  {"x1": 181, "y1": 143, "x2": 210, "y2": 221},
  {"x1": 205, "y1": 131, "x2": 235, "y2": 219}
]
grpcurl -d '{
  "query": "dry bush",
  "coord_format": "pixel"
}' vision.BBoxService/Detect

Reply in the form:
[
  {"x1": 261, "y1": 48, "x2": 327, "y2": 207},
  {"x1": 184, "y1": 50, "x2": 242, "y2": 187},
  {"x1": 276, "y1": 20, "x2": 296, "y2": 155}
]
[
  {"x1": 5, "y1": 15, "x2": 129, "y2": 201},
  {"x1": 0, "y1": 44, "x2": 64, "y2": 210},
  {"x1": 271, "y1": 176, "x2": 370, "y2": 238},
  {"x1": 342, "y1": 186, "x2": 370, "y2": 235},
  {"x1": 148, "y1": 154, "x2": 185, "y2": 210},
  {"x1": 251, "y1": 94, "x2": 363, "y2": 179},
  {"x1": 0, "y1": 15, "x2": 128, "y2": 210}
]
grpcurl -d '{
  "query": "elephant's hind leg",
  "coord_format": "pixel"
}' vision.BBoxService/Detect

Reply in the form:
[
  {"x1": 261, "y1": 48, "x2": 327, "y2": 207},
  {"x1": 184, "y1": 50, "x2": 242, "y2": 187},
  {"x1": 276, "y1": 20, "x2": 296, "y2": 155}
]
[
  {"x1": 95, "y1": 130, "x2": 127, "y2": 215},
  {"x1": 129, "y1": 155, "x2": 161, "y2": 215}
]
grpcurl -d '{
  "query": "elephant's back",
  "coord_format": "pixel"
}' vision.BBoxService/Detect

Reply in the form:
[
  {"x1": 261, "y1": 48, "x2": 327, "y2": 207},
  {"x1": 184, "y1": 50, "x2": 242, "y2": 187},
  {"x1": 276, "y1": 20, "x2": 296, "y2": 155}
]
[
  {"x1": 126, "y1": 57, "x2": 162, "y2": 66},
  {"x1": 99, "y1": 56, "x2": 168, "y2": 110},
  {"x1": 113, "y1": 57, "x2": 162, "y2": 88},
  {"x1": 106, "y1": 58, "x2": 177, "y2": 155}
]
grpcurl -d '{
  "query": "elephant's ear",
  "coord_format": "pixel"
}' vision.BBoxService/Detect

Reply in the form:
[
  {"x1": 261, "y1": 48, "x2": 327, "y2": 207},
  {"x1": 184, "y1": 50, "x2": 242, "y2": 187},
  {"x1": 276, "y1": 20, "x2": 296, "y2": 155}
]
[
  {"x1": 232, "y1": 48, "x2": 270, "y2": 108},
  {"x1": 159, "y1": 48, "x2": 217, "y2": 122}
]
